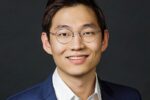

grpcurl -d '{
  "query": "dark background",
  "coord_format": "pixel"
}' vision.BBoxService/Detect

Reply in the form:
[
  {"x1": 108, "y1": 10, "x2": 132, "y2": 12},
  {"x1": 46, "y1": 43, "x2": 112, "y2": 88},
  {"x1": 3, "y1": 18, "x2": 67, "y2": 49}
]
[{"x1": 0, "y1": 0, "x2": 149, "y2": 100}]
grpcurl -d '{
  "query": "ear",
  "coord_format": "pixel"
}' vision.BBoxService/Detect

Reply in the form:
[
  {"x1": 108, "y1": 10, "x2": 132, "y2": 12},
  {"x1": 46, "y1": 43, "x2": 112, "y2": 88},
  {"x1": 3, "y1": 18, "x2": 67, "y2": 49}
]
[
  {"x1": 41, "y1": 32, "x2": 52, "y2": 55},
  {"x1": 101, "y1": 29, "x2": 109, "y2": 52}
]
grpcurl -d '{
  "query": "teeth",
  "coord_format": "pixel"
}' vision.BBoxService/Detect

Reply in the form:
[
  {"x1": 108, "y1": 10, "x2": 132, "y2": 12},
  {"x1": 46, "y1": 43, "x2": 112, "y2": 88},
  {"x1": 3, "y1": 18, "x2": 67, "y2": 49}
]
[{"x1": 68, "y1": 56, "x2": 86, "y2": 60}]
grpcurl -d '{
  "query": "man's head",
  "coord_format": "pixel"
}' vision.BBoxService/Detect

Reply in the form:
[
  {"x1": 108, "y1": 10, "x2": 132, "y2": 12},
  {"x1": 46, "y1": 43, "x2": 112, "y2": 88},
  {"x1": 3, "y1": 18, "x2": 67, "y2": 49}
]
[
  {"x1": 42, "y1": 0, "x2": 107, "y2": 40},
  {"x1": 41, "y1": 0, "x2": 109, "y2": 77}
]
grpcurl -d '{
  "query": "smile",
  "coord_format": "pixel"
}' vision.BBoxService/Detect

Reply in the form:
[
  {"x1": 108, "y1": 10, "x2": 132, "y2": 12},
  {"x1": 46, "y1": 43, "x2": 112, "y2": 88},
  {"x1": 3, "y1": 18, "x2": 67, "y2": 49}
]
[{"x1": 66, "y1": 55, "x2": 89, "y2": 65}]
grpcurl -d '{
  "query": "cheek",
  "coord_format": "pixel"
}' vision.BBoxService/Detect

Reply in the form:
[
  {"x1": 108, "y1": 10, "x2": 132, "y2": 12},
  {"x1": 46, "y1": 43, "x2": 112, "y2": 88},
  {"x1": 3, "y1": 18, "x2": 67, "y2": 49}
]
[
  {"x1": 50, "y1": 38, "x2": 66, "y2": 55},
  {"x1": 90, "y1": 34, "x2": 103, "y2": 52},
  {"x1": 53, "y1": 45, "x2": 66, "y2": 56},
  {"x1": 88, "y1": 40, "x2": 102, "y2": 53},
  {"x1": 91, "y1": 45, "x2": 102, "y2": 59},
  {"x1": 87, "y1": 40, "x2": 103, "y2": 63}
]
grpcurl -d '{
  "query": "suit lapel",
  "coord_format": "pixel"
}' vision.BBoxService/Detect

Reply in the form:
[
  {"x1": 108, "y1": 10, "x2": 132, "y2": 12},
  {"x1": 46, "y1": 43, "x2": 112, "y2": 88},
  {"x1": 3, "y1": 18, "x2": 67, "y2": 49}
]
[
  {"x1": 99, "y1": 79, "x2": 114, "y2": 100},
  {"x1": 41, "y1": 74, "x2": 57, "y2": 100}
]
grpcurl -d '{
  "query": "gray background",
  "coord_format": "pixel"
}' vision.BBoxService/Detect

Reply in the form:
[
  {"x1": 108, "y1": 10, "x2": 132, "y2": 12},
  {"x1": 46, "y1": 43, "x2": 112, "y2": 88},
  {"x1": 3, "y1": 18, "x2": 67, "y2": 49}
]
[{"x1": 0, "y1": 0, "x2": 149, "y2": 100}]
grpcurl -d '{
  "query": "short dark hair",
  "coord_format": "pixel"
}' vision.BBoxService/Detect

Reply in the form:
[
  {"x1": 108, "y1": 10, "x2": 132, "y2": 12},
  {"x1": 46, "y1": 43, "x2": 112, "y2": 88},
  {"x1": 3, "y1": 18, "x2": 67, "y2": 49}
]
[{"x1": 42, "y1": 0, "x2": 107, "y2": 39}]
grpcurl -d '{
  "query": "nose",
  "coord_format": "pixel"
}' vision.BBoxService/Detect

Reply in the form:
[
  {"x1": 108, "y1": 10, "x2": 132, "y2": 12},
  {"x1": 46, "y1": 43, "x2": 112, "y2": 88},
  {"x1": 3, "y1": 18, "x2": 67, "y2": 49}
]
[{"x1": 70, "y1": 33, "x2": 85, "y2": 51}]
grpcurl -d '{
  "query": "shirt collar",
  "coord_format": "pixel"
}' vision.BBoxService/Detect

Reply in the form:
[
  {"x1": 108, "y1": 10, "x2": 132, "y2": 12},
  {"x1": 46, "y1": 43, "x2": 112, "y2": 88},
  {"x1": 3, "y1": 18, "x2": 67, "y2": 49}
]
[
  {"x1": 52, "y1": 68, "x2": 102, "y2": 100},
  {"x1": 92, "y1": 73, "x2": 102, "y2": 100}
]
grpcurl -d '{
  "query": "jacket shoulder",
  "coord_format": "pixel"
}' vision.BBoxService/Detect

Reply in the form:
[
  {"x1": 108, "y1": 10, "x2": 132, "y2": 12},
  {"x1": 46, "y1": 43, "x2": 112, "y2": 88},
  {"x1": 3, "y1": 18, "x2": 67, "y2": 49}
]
[
  {"x1": 101, "y1": 80, "x2": 142, "y2": 100},
  {"x1": 7, "y1": 75, "x2": 56, "y2": 100},
  {"x1": 7, "y1": 82, "x2": 44, "y2": 100}
]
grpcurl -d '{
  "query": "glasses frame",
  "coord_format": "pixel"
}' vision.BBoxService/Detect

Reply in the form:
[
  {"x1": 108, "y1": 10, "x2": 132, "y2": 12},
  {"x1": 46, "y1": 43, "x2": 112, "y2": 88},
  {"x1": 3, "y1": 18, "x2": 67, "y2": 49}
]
[{"x1": 49, "y1": 29, "x2": 101, "y2": 44}]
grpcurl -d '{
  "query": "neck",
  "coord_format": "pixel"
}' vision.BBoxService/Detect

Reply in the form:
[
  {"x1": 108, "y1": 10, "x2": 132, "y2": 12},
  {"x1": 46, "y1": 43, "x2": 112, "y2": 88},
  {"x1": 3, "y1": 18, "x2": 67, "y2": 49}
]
[{"x1": 57, "y1": 68, "x2": 96, "y2": 99}]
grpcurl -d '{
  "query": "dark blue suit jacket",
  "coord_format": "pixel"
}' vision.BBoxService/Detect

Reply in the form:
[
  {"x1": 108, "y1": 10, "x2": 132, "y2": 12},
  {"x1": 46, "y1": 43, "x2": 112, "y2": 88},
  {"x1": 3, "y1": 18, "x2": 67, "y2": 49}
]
[{"x1": 7, "y1": 75, "x2": 142, "y2": 100}]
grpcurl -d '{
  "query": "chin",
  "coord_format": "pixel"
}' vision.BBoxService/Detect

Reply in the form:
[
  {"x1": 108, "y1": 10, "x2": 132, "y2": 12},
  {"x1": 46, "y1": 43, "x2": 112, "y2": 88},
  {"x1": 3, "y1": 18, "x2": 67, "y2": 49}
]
[{"x1": 66, "y1": 67, "x2": 95, "y2": 77}]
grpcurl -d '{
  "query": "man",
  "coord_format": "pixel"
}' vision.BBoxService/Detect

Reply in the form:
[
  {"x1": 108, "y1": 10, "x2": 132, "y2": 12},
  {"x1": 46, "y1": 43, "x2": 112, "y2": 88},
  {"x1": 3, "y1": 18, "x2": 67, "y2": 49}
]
[{"x1": 8, "y1": 0, "x2": 142, "y2": 100}]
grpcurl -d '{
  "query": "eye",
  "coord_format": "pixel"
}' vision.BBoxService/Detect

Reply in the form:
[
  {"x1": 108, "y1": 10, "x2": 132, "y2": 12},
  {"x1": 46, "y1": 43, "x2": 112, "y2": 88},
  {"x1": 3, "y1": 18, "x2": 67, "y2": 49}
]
[
  {"x1": 58, "y1": 33, "x2": 69, "y2": 37},
  {"x1": 82, "y1": 32, "x2": 95, "y2": 36},
  {"x1": 57, "y1": 30, "x2": 72, "y2": 38}
]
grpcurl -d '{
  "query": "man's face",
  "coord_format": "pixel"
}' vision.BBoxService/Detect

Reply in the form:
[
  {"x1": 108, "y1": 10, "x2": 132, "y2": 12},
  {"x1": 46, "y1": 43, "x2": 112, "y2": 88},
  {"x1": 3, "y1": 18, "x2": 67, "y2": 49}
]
[{"x1": 41, "y1": 4, "x2": 109, "y2": 77}]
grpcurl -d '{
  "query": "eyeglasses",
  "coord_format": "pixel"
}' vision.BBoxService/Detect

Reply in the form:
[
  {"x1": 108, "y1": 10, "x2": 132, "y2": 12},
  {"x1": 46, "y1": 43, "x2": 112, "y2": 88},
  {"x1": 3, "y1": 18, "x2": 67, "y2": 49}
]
[{"x1": 50, "y1": 29, "x2": 101, "y2": 44}]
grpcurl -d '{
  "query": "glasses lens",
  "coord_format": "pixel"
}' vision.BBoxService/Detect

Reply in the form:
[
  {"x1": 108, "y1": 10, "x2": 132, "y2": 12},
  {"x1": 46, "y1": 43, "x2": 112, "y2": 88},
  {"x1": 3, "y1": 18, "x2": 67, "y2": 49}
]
[
  {"x1": 56, "y1": 29, "x2": 72, "y2": 44},
  {"x1": 81, "y1": 31, "x2": 98, "y2": 42}
]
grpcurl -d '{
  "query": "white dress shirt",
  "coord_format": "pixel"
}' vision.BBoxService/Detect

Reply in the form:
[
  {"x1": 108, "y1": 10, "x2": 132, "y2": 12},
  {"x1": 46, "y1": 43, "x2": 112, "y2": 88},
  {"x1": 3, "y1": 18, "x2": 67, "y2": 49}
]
[{"x1": 52, "y1": 69, "x2": 102, "y2": 100}]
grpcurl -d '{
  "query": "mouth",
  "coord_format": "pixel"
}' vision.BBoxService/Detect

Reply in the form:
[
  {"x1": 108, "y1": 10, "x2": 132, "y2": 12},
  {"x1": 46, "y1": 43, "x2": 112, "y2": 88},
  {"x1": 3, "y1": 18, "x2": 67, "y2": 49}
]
[{"x1": 66, "y1": 55, "x2": 89, "y2": 65}]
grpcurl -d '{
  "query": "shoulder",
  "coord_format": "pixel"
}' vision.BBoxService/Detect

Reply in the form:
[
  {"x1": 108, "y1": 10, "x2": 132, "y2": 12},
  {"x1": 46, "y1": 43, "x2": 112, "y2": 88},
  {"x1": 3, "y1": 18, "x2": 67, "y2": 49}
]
[
  {"x1": 7, "y1": 82, "x2": 44, "y2": 100},
  {"x1": 100, "y1": 80, "x2": 142, "y2": 100},
  {"x1": 7, "y1": 75, "x2": 56, "y2": 100}
]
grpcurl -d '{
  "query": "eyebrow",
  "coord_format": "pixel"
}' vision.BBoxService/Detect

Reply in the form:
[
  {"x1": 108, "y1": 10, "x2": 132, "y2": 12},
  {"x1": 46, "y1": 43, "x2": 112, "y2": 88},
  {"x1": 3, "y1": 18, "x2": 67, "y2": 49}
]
[
  {"x1": 54, "y1": 23, "x2": 98, "y2": 30},
  {"x1": 81, "y1": 23, "x2": 97, "y2": 29},
  {"x1": 55, "y1": 25, "x2": 71, "y2": 30}
]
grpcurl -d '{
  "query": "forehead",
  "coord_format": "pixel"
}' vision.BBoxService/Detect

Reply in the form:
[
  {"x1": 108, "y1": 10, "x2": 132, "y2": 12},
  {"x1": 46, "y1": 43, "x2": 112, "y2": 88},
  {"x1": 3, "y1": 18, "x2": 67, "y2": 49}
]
[{"x1": 51, "y1": 4, "x2": 99, "y2": 30}]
